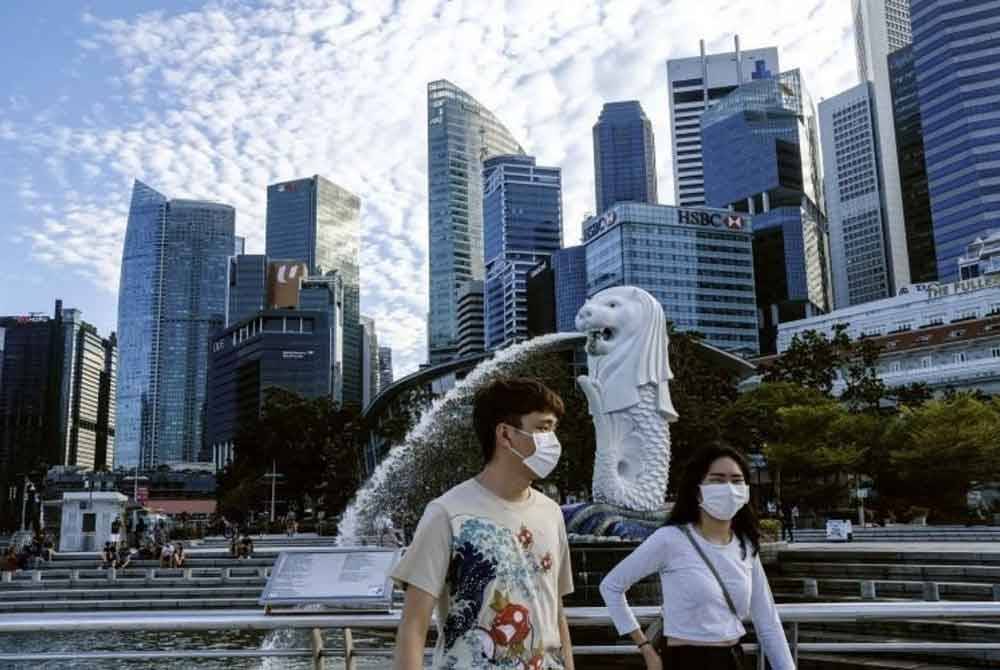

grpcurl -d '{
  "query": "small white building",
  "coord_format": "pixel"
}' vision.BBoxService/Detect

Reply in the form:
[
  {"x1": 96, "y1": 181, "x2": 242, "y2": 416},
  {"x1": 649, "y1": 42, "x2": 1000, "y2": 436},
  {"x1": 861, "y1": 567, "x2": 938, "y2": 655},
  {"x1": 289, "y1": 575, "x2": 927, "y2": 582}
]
[{"x1": 58, "y1": 491, "x2": 127, "y2": 552}]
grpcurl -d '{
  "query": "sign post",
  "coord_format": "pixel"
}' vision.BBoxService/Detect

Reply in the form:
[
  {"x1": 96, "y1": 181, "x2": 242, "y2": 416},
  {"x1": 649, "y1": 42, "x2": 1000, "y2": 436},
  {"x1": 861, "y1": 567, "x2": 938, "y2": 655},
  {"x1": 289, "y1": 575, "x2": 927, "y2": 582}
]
[{"x1": 259, "y1": 548, "x2": 400, "y2": 613}]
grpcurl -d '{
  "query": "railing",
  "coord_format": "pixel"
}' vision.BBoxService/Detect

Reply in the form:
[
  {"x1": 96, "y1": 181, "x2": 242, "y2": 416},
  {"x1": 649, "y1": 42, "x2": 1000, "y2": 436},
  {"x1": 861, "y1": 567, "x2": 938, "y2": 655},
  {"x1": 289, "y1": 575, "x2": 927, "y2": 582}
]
[{"x1": 0, "y1": 602, "x2": 998, "y2": 668}]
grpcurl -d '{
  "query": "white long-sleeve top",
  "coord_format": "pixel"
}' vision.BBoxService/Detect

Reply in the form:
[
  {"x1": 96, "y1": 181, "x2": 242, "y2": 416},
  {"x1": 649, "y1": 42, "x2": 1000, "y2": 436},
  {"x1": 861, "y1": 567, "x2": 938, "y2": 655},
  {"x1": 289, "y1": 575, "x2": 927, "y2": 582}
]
[{"x1": 599, "y1": 524, "x2": 795, "y2": 670}]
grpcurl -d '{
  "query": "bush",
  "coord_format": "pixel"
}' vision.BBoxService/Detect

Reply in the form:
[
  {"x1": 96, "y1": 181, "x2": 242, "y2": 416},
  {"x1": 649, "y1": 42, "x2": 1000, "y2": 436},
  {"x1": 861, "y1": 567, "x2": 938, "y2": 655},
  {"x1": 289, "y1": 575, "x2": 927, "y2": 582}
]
[{"x1": 759, "y1": 519, "x2": 781, "y2": 542}]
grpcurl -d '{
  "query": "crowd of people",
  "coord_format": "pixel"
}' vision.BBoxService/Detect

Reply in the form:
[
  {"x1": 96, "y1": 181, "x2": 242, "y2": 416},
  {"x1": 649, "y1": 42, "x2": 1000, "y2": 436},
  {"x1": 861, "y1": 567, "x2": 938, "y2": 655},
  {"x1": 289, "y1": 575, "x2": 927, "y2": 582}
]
[{"x1": 1, "y1": 533, "x2": 55, "y2": 575}]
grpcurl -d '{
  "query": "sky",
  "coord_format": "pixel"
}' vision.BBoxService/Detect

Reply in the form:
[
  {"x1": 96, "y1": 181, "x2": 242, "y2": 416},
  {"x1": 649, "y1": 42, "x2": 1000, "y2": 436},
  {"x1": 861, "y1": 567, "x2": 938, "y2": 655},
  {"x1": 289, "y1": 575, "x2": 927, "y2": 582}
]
[{"x1": 0, "y1": 0, "x2": 858, "y2": 377}]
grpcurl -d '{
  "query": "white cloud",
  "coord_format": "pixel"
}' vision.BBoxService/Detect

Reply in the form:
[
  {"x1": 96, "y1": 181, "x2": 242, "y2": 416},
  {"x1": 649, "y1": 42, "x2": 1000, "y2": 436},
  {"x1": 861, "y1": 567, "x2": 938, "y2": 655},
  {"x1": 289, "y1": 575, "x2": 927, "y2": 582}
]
[{"x1": 3, "y1": 0, "x2": 855, "y2": 376}]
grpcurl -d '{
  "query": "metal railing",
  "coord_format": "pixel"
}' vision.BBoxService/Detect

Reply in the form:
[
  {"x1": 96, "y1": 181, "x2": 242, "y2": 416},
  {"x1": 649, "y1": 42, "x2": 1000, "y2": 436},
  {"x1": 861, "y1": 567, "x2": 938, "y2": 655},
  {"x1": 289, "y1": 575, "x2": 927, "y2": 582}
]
[{"x1": 0, "y1": 602, "x2": 998, "y2": 668}]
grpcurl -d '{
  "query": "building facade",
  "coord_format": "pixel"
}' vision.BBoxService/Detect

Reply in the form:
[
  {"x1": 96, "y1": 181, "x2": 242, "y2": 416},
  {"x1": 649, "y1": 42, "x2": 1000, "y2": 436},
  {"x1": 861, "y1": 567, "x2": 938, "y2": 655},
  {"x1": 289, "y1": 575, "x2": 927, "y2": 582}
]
[
  {"x1": 526, "y1": 259, "x2": 557, "y2": 338},
  {"x1": 483, "y1": 155, "x2": 563, "y2": 351},
  {"x1": 910, "y1": 0, "x2": 1000, "y2": 283},
  {"x1": 265, "y1": 176, "x2": 363, "y2": 407},
  {"x1": 205, "y1": 309, "x2": 333, "y2": 470},
  {"x1": 226, "y1": 254, "x2": 267, "y2": 327},
  {"x1": 426, "y1": 80, "x2": 525, "y2": 364},
  {"x1": 666, "y1": 40, "x2": 779, "y2": 207},
  {"x1": 551, "y1": 245, "x2": 588, "y2": 333},
  {"x1": 583, "y1": 203, "x2": 758, "y2": 355},
  {"x1": 360, "y1": 315, "x2": 379, "y2": 408},
  {"x1": 701, "y1": 69, "x2": 831, "y2": 354},
  {"x1": 116, "y1": 181, "x2": 235, "y2": 468},
  {"x1": 592, "y1": 101, "x2": 657, "y2": 213},
  {"x1": 456, "y1": 280, "x2": 486, "y2": 358},
  {"x1": 378, "y1": 346, "x2": 394, "y2": 392},
  {"x1": 852, "y1": 0, "x2": 913, "y2": 290},
  {"x1": 888, "y1": 44, "x2": 937, "y2": 284},
  {"x1": 819, "y1": 82, "x2": 892, "y2": 308},
  {"x1": 958, "y1": 231, "x2": 1000, "y2": 280}
]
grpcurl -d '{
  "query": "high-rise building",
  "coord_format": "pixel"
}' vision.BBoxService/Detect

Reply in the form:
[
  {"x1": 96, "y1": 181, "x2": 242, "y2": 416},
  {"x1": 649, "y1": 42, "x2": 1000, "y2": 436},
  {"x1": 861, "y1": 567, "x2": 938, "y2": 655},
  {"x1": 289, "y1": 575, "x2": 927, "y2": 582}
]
[
  {"x1": 593, "y1": 101, "x2": 657, "y2": 213},
  {"x1": 910, "y1": 0, "x2": 1000, "y2": 283},
  {"x1": 300, "y1": 272, "x2": 345, "y2": 404},
  {"x1": 888, "y1": 45, "x2": 937, "y2": 284},
  {"x1": 360, "y1": 315, "x2": 379, "y2": 407},
  {"x1": 583, "y1": 203, "x2": 758, "y2": 355},
  {"x1": 426, "y1": 80, "x2": 525, "y2": 364},
  {"x1": 852, "y1": 0, "x2": 913, "y2": 290},
  {"x1": 116, "y1": 180, "x2": 235, "y2": 468},
  {"x1": 483, "y1": 155, "x2": 563, "y2": 351},
  {"x1": 378, "y1": 346, "x2": 393, "y2": 391},
  {"x1": 701, "y1": 69, "x2": 831, "y2": 354},
  {"x1": 226, "y1": 254, "x2": 267, "y2": 327},
  {"x1": 819, "y1": 83, "x2": 892, "y2": 309},
  {"x1": 456, "y1": 280, "x2": 486, "y2": 358},
  {"x1": 959, "y1": 231, "x2": 1000, "y2": 281},
  {"x1": 266, "y1": 176, "x2": 363, "y2": 407},
  {"x1": 666, "y1": 39, "x2": 779, "y2": 207},
  {"x1": 526, "y1": 260, "x2": 557, "y2": 338},
  {"x1": 551, "y1": 245, "x2": 589, "y2": 333}
]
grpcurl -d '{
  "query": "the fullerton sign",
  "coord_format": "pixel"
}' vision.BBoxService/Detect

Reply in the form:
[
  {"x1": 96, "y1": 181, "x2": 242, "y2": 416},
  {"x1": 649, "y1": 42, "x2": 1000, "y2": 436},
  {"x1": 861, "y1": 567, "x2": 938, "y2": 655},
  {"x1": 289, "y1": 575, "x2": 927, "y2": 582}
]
[{"x1": 924, "y1": 274, "x2": 1000, "y2": 299}]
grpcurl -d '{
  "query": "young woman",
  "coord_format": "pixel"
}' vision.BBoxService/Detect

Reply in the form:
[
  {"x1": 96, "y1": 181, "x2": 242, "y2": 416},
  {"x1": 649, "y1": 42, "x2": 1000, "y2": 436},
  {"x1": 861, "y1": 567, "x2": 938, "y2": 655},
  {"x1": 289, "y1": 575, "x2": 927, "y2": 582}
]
[{"x1": 600, "y1": 446, "x2": 795, "y2": 670}]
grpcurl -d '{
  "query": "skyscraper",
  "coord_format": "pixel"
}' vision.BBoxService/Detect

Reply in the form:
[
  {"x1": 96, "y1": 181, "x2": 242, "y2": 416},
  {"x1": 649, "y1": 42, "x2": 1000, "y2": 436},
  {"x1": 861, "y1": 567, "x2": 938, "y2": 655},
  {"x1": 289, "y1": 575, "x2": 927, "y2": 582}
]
[
  {"x1": 852, "y1": 0, "x2": 913, "y2": 290},
  {"x1": 426, "y1": 80, "x2": 525, "y2": 364},
  {"x1": 551, "y1": 246, "x2": 589, "y2": 334},
  {"x1": 359, "y1": 315, "x2": 379, "y2": 407},
  {"x1": 666, "y1": 39, "x2": 779, "y2": 207},
  {"x1": 483, "y1": 155, "x2": 563, "y2": 351},
  {"x1": 456, "y1": 281, "x2": 486, "y2": 359},
  {"x1": 117, "y1": 181, "x2": 235, "y2": 468},
  {"x1": 378, "y1": 346, "x2": 393, "y2": 391},
  {"x1": 266, "y1": 176, "x2": 363, "y2": 406},
  {"x1": 888, "y1": 45, "x2": 937, "y2": 284},
  {"x1": 592, "y1": 101, "x2": 657, "y2": 213},
  {"x1": 911, "y1": 0, "x2": 1000, "y2": 282},
  {"x1": 702, "y1": 70, "x2": 831, "y2": 354},
  {"x1": 819, "y1": 83, "x2": 892, "y2": 309}
]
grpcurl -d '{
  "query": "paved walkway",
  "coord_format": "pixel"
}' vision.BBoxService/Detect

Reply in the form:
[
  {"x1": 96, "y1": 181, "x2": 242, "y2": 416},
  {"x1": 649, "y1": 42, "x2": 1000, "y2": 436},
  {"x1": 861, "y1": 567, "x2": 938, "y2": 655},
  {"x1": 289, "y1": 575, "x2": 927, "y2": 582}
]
[{"x1": 783, "y1": 542, "x2": 1000, "y2": 553}]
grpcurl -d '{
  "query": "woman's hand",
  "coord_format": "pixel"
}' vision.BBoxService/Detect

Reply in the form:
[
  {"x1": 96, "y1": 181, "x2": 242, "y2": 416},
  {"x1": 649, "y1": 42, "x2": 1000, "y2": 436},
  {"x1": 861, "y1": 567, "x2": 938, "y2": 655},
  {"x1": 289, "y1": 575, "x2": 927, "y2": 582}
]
[{"x1": 641, "y1": 643, "x2": 663, "y2": 670}]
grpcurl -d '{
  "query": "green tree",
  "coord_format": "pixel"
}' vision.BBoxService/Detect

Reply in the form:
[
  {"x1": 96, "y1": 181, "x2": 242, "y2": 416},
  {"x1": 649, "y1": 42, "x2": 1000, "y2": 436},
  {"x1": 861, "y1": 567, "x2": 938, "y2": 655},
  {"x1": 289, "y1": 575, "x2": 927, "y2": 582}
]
[
  {"x1": 720, "y1": 382, "x2": 828, "y2": 454},
  {"x1": 840, "y1": 338, "x2": 886, "y2": 413},
  {"x1": 763, "y1": 325, "x2": 851, "y2": 394}
]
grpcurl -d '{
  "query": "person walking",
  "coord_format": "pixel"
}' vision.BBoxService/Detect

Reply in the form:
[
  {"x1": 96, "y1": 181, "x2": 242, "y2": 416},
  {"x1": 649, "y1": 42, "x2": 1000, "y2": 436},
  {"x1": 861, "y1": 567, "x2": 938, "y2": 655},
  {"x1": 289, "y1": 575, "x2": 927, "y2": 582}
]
[
  {"x1": 391, "y1": 378, "x2": 575, "y2": 670},
  {"x1": 781, "y1": 504, "x2": 795, "y2": 543},
  {"x1": 600, "y1": 445, "x2": 795, "y2": 670}
]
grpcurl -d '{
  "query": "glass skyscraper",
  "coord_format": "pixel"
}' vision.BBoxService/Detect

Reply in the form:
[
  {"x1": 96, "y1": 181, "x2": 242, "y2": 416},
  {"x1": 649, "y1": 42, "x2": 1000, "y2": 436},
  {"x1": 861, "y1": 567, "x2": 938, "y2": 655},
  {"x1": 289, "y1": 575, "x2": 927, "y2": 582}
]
[
  {"x1": 583, "y1": 203, "x2": 758, "y2": 355},
  {"x1": 701, "y1": 69, "x2": 831, "y2": 354},
  {"x1": 819, "y1": 82, "x2": 891, "y2": 309},
  {"x1": 592, "y1": 101, "x2": 657, "y2": 213},
  {"x1": 116, "y1": 181, "x2": 235, "y2": 468},
  {"x1": 265, "y1": 176, "x2": 362, "y2": 407},
  {"x1": 551, "y1": 246, "x2": 588, "y2": 333},
  {"x1": 911, "y1": 0, "x2": 1000, "y2": 283},
  {"x1": 426, "y1": 80, "x2": 524, "y2": 363},
  {"x1": 483, "y1": 155, "x2": 563, "y2": 351},
  {"x1": 888, "y1": 44, "x2": 937, "y2": 284}
]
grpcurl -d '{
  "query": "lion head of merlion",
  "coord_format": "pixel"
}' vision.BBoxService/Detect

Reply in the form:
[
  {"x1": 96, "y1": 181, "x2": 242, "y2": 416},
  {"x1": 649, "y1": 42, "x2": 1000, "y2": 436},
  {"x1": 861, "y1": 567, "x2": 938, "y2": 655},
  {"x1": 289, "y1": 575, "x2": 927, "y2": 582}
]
[{"x1": 575, "y1": 286, "x2": 678, "y2": 421}]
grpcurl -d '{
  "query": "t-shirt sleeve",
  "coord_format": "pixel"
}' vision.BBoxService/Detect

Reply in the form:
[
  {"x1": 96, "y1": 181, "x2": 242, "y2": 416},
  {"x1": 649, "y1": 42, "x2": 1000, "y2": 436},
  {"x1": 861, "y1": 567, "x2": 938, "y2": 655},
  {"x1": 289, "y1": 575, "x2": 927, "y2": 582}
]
[
  {"x1": 557, "y1": 513, "x2": 574, "y2": 598},
  {"x1": 390, "y1": 502, "x2": 452, "y2": 599}
]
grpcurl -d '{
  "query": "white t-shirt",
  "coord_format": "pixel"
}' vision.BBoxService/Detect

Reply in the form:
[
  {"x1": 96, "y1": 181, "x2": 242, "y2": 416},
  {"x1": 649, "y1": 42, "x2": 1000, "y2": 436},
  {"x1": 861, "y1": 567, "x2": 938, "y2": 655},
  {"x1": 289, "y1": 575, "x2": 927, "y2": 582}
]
[
  {"x1": 391, "y1": 478, "x2": 574, "y2": 669},
  {"x1": 599, "y1": 523, "x2": 794, "y2": 670}
]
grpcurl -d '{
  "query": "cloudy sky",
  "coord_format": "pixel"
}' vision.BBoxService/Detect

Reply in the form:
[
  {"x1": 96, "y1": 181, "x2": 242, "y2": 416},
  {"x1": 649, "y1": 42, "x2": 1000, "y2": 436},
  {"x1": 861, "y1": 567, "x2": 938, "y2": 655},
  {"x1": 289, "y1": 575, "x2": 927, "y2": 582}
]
[{"x1": 0, "y1": 0, "x2": 857, "y2": 376}]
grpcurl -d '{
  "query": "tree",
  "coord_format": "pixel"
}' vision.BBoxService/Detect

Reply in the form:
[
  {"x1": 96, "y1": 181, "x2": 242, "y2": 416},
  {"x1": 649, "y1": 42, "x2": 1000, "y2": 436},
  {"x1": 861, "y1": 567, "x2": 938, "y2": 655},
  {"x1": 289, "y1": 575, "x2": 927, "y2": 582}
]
[
  {"x1": 840, "y1": 338, "x2": 886, "y2": 413},
  {"x1": 763, "y1": 325, "x2": 851, "y2": 394},
  {"x1": 720, "y1": 382, "x2": 828, "y2": 455}
]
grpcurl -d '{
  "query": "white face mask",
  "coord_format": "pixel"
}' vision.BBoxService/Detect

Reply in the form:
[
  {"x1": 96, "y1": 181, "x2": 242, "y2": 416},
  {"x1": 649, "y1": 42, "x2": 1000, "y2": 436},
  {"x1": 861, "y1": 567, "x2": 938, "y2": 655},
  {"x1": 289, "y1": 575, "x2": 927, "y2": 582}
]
[
  {"x1": 505, "y1": 425, "x2": 562, "y2": 479},
  {"x1": 699, "y1": 483, "x2": 750, "y2": 521}
]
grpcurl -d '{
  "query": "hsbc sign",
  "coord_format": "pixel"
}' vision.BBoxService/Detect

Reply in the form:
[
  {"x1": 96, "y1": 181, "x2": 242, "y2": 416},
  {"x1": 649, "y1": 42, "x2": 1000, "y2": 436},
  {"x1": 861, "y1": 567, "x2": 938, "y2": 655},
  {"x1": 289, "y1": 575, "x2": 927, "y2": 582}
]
[{"x1": 677, "y1": 209, "x2": 746, "y2": 231}]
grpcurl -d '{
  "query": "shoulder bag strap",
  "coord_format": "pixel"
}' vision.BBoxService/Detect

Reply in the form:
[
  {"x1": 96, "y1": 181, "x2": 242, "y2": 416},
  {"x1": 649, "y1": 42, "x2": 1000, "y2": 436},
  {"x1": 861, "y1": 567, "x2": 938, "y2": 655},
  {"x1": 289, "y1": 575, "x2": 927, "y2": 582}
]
[{"x1": 680, "y1": 524, "x2": 740, "y2": 618}]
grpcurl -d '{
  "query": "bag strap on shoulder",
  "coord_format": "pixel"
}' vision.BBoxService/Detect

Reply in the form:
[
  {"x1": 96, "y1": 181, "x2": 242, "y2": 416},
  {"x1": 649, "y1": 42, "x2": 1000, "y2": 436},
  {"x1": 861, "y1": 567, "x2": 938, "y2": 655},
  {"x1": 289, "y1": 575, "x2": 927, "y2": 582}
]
[{"x1": 680, "y1": 524, "x2": 739, "y2": 618}]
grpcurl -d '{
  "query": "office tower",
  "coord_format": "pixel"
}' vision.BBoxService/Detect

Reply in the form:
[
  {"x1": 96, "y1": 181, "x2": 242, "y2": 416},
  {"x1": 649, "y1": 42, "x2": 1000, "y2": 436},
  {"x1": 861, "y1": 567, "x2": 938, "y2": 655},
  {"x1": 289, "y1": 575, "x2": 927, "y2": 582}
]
[
  {"x1": 551, "y1": 246, "x2": 588, "y2": 333},
  {"x1": 360, "y1": 315, "x2": 379, "y2": 407},
  {"x1": 819, "y1": 83, "x2": 892, "y2": 309},
  {"x1": 95, "y1": 335, "x2": 117, "y2": 471},
  {"x1": 526, "y1": 259, "x2": 557, "y2": 338},
  {"x1": 593, "y1": 101, "x2": 657, "y2": 213},
  {"x1": 852, "y1": 0, "x2": 913, "y2": 290},
  {"x1": 234, "y1": 236, "x2": 246, "y2": 255},
  {"x1": 266, "y1": 175, "x2": 363, "y2": 406},
  {"x1": 911, "y1": 0, "x2": 1000, "y2": 282},
  {"x1": 117, "y1": 181, "x2": 235, "y2": 468},
  {"x1": 888, "y1": 45, "x2": 936, "y2": 284},
  {"x1": 701, "y1": 69, "x2": 830, "y2": 354},
  {"x1": 300, "y1": 272, "x2": 345, "y2": 404},
  {"x1": 456, "y1": 280, "x2": 486, "y2": 358},
  {"x1": 483, "y1": 155, "x2": 563, "y2": 351},
  {"x1": 583, "y1": 203, "x2": 758, "y2": 355},
  {"x1": 378, "y1": 347, "x2": 393, "y2": 391},
  {"x1": 426, "y1": 80, "x2": 525, "y2": 364},
  {"x1": 666, "y1": 38, "x2": 779, "y2": 207},
  {"x1": 226, "y1": 254, "x2": 267, "y2": 327}
]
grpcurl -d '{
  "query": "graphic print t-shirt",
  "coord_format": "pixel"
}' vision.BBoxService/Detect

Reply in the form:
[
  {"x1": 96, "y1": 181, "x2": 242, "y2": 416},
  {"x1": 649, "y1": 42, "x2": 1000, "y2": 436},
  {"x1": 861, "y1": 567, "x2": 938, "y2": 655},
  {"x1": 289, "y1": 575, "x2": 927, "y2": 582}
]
[{"x1": 391, "y1": 479, "x2": 574, "y2": 669}]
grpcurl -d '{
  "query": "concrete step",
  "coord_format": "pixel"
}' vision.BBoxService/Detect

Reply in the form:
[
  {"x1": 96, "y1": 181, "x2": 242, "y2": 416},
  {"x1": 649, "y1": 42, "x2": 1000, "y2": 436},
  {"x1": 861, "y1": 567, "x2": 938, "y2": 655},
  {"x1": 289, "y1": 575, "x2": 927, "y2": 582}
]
[
  {"x1": 771, "y1": 576, "x2": 998, "y2": 601},
  {"x1": 0, "y1": 596, "x2": 261, "y2": 612},
  {"x1": 44, "y1": 557, "x2": 275, "y2": 568},
  {"x1": 0, "y1": 585, "x2": 261, "y2": 602},
  {"x1": 0, "y1": 577, "x2": 266, "y2": 591},
  {"x1": 778, "y1": 549, "x2": 1000, "y2": 566},
  {"x1": 778, "y1": 562, "x2": 1000, "y2": 583}
]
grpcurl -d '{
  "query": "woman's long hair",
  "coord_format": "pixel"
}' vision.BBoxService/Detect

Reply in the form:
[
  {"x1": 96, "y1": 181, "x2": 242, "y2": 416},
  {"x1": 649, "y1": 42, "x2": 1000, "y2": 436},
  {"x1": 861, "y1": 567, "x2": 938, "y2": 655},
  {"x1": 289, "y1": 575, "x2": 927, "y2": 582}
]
[{"x1": 667, "y1": 445, "x2": 760, "y2": 559}]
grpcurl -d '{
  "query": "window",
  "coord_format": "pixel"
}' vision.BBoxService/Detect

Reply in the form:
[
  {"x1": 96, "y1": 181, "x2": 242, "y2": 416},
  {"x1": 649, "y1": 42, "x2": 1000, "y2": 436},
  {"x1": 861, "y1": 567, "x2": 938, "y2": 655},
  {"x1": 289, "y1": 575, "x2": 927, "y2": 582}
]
[
  {"x1": 888, "y1": 361, "x2": 902, "y2": 373},
  {"x1": 954, "y1": 352, "x2": 967, "y2": 364},
  {"x1": 82, "y1": 513, "x2": 96, "y2": 533},
  {"x1": 920, "y1": 356, "x2": 932, "y2": 369},
  {"x1": 992, "y1": 347, "x2": 1000, "y2": 358}
]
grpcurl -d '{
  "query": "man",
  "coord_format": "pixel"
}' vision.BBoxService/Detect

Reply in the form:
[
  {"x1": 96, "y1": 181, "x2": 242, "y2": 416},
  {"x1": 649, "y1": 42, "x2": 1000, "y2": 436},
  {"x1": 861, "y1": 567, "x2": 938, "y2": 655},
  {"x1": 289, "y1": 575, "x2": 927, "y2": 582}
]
[
  {"x1": 392, "y1": 377, "x2": 576, "y2": 670},
  {"x1": 781, "y1": 504, "x2": 794, "y2": 543}
]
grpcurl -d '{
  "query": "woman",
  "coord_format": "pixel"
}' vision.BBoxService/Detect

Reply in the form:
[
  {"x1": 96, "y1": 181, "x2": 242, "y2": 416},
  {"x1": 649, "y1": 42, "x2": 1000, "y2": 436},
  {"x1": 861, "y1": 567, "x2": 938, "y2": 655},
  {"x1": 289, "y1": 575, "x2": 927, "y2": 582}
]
[
  {"x1": 172, "y1": 543, "x2": 186, "y2": 568},
  {"x1": 600, "y1": 446, "x2": 795, "y2": 670}
]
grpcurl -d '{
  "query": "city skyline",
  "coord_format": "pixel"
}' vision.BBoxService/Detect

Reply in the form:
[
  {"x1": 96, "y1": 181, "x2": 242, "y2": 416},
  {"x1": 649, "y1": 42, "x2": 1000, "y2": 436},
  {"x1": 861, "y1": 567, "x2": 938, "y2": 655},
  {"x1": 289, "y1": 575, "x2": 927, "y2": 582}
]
[{"x1": 0, "y1": 1, "x2": 858, "y2": 376}]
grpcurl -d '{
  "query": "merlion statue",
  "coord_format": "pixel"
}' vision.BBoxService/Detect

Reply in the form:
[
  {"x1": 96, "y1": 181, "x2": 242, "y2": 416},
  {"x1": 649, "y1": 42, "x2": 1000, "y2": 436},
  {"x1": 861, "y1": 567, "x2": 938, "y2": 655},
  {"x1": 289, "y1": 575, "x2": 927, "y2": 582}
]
[{"x1": 574, "y1": 286, "x2": 678, "y2": 512}]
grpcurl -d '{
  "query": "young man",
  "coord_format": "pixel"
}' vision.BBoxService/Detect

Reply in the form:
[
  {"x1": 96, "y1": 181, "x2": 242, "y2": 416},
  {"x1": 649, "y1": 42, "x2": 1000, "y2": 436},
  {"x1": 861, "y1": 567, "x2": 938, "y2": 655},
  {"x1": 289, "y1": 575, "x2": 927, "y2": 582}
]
[{"x1": 392, "y1": 377, "x2": 576, "y2": 670}]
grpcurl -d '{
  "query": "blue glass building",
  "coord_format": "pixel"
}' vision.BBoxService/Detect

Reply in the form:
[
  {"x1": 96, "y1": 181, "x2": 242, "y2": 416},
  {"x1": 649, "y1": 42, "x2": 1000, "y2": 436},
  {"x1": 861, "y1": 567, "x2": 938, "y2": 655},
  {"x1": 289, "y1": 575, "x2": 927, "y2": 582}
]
[
  {"x1": 583, "y1": 203, "x2": 758, "y2": 355},
  {"x1": 265, "y1": 176, "x2": 362, "y2": 407},
  {"x1": 116, "y1": 181, "x2": 235, "y2": 468},
  {"x1": 427, "y1": 80, "x2": 524, "y2": 363},
  {"x1": 483, "y1": 155, "x2": 563, "y2": 351},
  {"x1": 910, "y1": 0, "x2": 1000, "y2": 283},
  {"x1": 551, "y1": 246, "x2": 588, "y2": 333},
  {"x1": 592, "y1": 101, "x2": 658, "y2": 213},
  {"x1": 701, "y1": 69, "x2": 831, "y2": 354}
]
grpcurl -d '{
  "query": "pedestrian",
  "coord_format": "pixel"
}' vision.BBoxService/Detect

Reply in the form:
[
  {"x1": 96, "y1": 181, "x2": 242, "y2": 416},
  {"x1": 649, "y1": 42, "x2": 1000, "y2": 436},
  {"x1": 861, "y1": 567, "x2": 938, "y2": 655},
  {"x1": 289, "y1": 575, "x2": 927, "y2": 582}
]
[
  {"x1": 110, "y1": 516, "x2": 122, "y2": 548},
  {"x1": 599, "y1": 445, "x2": 795, "y2": 670},
  {"x1": 791, "y1": 505, "x2": 800, "y2": 529},
  {"x1": 391, "y1": 377, "x2": 575, "y2": 670},
  {"x1": 781, "y1": 504, "x2": 794, "y2": 543},
  {"x1": 172, "y1": 543, "x2": 186, "y2": 568},
  {"x1": 135, "y1": 515, "x2": 146, "y2": 548},
  {"x1": 159, "y1": 542, "x2": 174, "y2": 568}
]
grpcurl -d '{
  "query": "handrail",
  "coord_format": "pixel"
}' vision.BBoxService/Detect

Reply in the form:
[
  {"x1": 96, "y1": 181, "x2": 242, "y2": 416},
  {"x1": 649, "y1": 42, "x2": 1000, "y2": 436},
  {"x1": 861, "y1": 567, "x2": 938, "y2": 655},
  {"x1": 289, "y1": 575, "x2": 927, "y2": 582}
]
[{"x1": 0, "y1": 603, "x2": 998, "y2": 668}]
